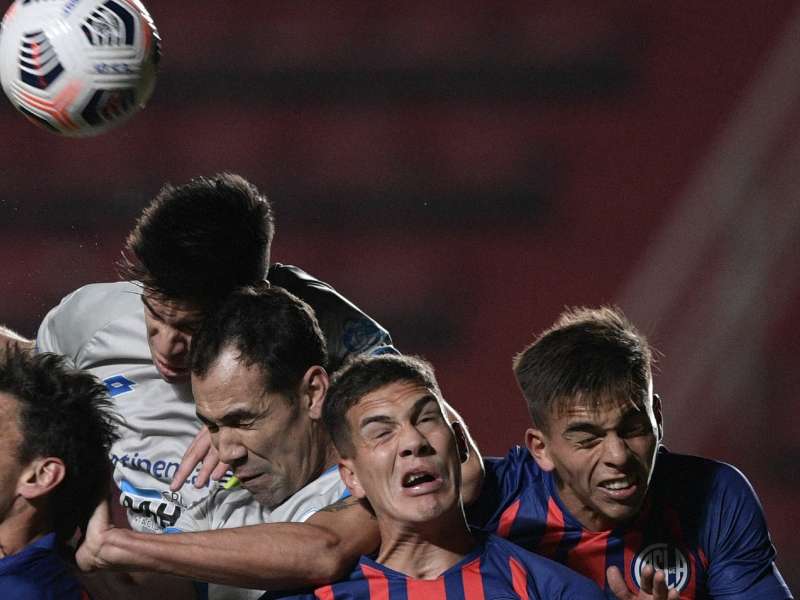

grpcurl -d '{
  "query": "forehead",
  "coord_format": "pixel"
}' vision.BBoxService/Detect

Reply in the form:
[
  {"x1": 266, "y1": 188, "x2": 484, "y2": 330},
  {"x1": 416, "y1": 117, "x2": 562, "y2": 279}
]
[
  {"x1": 349, "y1": 380, "x2": 441, "y2": 423},
  {"x1": 192, "y1": 349, "x2": 266, "y2": 413},
  {"x1": 142, "y1": 289, "x2": 204, "y2": 320},
  {"x1": 548, "y1": 391, "x2": 650, "y2": 426}
]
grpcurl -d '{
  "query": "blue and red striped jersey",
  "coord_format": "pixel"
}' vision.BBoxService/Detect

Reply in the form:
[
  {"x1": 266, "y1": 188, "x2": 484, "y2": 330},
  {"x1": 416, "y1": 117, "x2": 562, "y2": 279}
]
[
  {"x1": 0, "y1": 533, "x2": 91, "y2": 599},
  {"x1": 467, "y1": 446, "x2": 792, "y2": 599},
  {"x1": 275, "y1": 534, "x2": 603, "y2": 600}
]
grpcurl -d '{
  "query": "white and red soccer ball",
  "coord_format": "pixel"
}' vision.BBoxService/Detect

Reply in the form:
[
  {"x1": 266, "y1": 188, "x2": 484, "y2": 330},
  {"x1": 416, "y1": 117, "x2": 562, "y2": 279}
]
[{"x1": 0, "y1": 0, "x2": 160, "y2": 137}]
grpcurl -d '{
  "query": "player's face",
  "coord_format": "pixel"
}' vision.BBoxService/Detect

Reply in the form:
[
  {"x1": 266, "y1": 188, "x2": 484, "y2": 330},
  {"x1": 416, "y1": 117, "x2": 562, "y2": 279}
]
[
  {"x1": 193, "y1": 347, "x2": 327, "y2": 509},
  {"x1": 341, "y1": 380, "x2": 463, "y2": 530},
  {"x1": 141, "y1": 291, "x2": 204, "y2": 383},
  {"x1": 526, "y1": 386, "x2": 661, "y2": 531},
  {"x1": 0, "y1": 392, "x2": 26, "y2": 521}
]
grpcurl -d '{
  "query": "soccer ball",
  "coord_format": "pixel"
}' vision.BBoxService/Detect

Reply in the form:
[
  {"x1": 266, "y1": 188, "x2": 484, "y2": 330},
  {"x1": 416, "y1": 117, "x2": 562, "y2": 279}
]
[{"x1": 0, "y1": 0, "x2": 160, "y2": 137}]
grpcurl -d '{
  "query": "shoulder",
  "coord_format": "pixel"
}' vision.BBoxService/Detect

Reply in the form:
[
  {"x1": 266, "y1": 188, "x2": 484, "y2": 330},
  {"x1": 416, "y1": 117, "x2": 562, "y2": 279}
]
[
  {"x1": 652, "y1": 448, "x2": 758, "y2": 502},
  {"x1": 267, "y1": 264, "x2": 395, "y2": 365},
  {"x1": 37, "y1": 282, "x2": 142, "y2": 343},
  {"x1": 486, "y1": 535, "x2": 604, "y2": 599},
  {"x1": 36, "y1": 281, "x2": 145, "y2": 363}
]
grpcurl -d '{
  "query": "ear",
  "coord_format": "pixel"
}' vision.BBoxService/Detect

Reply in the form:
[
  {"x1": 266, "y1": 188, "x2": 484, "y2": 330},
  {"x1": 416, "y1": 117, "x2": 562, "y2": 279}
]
[
  {"x1": 525, "y1": 427, "x2": 555, "y2": 472},
  {"x1": 301, "y1": 365, "x2": 329, "y2": 420},
  {"x1": 451, "y1": 421, "x2": 469, "y2": 464},
  {"x1": 338, "y1": 460, "x2": 366, "y2": 500},
  {"x1": 17, "y1": 457, "x2": 66, "y2": 500}
]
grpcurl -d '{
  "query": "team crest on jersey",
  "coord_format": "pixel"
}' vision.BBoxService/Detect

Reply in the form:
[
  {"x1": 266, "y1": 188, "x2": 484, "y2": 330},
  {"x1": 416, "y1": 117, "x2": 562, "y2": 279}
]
[
  {"x1": 104, "y1": 374, "x2": 136, "y2": 397},
  {"x1": 632, "y1": 543, "x2": 690, "y2": 592}
]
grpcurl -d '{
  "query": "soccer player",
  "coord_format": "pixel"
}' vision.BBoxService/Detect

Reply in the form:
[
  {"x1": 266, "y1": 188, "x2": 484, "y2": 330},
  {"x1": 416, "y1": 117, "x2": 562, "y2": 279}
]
[
  {"x1": 77, "y1": 287, "x2": 482, "y2": 599},
  {"x1": 276, "y1": 353, "x2": 604, "y2": 600},
  {"x1": 466, "y1": 307, "x2": 793, "y2": 600},
  {"x1": 0, "y1": 350, "x2": 118, "y2": 598},
  {"x1": 21, "y1": 172, "x2": 394, "y2": 537}
]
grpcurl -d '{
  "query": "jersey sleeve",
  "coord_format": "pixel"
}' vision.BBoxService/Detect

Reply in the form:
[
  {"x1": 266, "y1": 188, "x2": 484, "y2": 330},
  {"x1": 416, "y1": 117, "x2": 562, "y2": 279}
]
[
  {"x1": 466, "y1": 446, "x2": 531, "y2": 532},
  {"x1": 267, "y1": 264, "x2": 396, "y2": 370},
  {"x1": 35, "y1": 287, "x2": 92, "y2": 367},
  {"x1": 704, "y1": 464, "x2": 793, "y2": 599}
]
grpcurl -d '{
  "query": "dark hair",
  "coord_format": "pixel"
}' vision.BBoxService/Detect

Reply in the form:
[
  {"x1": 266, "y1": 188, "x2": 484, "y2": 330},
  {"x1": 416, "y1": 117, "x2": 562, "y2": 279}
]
[
  {"x1": 0, "y1": 350, "x2": 119, "y2": 540},
  {"x1": 118, "y1": 172, "x2": 275, "y2": 309},
  {"x1": 324, "y1": 354, "x2": 441, "y2": 457},
  {"x1": 190, "y1": 285, "x2": 327, "y2": 398},
  {"x1": 513, "y1": 306, "x2": 654, "y2": 431}
]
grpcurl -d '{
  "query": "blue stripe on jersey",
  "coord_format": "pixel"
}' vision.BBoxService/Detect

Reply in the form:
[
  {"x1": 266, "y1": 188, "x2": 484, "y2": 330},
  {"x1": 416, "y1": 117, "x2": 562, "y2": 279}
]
[
  {"x1": 120, "y1": 479, "x2": 162, "y2": 499},
  {"x1": 443, "y1": 563, "x2": 467, "y2": 598}
]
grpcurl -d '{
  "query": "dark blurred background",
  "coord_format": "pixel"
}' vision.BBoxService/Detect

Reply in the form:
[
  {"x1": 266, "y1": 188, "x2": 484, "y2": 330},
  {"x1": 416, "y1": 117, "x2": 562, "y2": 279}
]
[{"x1": 1, "y1": 0, "x2": 798, "y2": 591}]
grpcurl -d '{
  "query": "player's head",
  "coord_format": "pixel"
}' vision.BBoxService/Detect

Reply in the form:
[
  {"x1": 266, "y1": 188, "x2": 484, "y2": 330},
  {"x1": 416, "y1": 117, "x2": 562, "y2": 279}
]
[
  {"x1": 513, "y1": 306, "x2": 661, "y2": 531},
  {"x1": 190, "y1": 285, "x2": 329, "y2": 509},
  {"x1": 0, "y1": 350, "x2": 119, "y2": 543},
  {"x1": 118, "y1": 172, "x2": 275, "y2": 383},
  {"x1": 324, "y1": 354, "x2": 468, "y2": 529}
]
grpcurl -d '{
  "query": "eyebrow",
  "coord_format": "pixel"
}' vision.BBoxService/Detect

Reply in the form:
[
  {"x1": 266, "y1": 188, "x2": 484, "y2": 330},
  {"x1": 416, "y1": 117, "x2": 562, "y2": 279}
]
[
  {"x1": 562, "y1": 407, "x2": 648, "y2": 435},
  {"x1": 358, "y1": 394, "x2": 439, "y2": 429},
  {"x1": 196, "y1": 407, "x2": 261, "y2": 428}
]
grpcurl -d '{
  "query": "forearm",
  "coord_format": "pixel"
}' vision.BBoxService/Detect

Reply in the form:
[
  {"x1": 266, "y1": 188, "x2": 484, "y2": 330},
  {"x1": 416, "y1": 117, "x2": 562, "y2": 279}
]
[
  {"x1": 0, "y1": 326, "x2": 34, "y2": 356},
  {"x1": 96, "y1": 522, "x2": 357, "y2": 590}
]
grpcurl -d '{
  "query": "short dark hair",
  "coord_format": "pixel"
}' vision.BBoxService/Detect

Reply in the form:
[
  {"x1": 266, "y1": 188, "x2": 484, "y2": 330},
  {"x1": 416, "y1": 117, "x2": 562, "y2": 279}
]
[
  {"x1": 190, "y1": 285, "x2": 327, "y2": 399},
  {"x1": 513, "y1": 306, "x2": 654, "y2": 431},
  {"x1": 118, "y1": 172, "x2": 275, "y2": 309},
  {"x1": 324, "y1": 354, "x2": 441, "y2": 457},
  {"x1": 0, "y1": 350, "x2": 119, "y2": 540}
]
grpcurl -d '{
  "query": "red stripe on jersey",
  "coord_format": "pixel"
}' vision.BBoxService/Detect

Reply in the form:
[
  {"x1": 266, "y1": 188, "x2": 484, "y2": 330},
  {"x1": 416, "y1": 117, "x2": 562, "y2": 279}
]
[
  {"x1": 537, "y1": 497, "x2": 566, "y2": 558},
  {"x1": 461, "y1": 556, "x2": 486, "y2": 600},
  {"x1": 509, "y1": 555, "x2": 530, "y2": 600},
  {"x1": 314, "y1": 585, "x2": 335, "y2": 600},
  {"x1": 361, "y1": 563, "x2": 390, "y2": 600},
  {"x1": 496, "y1": 498, "x2": 521, "y2": 538},
  {"x1": 407, "y1": 576, "x2": 446, "y2": 599},
  {"x1": 623, "y1": 526, "x2": 644, "y2": 593},
  {"x1": 697, "y1": 547, "x2": 709, "y2": 571},
  {"x1": 568, "y1": 529, "x2": 611, "y2": 587}
]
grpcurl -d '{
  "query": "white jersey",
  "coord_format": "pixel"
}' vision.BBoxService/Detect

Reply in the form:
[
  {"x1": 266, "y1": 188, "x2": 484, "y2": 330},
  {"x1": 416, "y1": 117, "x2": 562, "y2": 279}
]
[{"x1": 35, "y1": 264, "x2": 392, "y2": 535}]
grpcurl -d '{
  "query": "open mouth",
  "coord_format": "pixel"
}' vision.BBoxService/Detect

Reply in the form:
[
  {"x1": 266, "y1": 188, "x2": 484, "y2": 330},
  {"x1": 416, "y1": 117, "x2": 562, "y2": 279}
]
[
  {"x1": 598, "y1": 475, "x2": 640, "y2": 500},
  {"x1": 402, "y1": 471, "x2": 437, "y2": 488}
]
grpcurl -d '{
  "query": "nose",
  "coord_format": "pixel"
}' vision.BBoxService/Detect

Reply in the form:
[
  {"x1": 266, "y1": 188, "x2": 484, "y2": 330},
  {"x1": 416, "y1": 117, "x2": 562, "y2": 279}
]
[
  {"x1": 153, "y1": 325, "x2": 190, "y2": 359},
  {"x1": 398, "y1": 424, "x2": 433, "y2": 458},
  {"x1": 215, "y1": 428, "x2": 247, "y2": 465},
  {"x1": 602, "y1": 433, "x2": 629, "y2": 467}
]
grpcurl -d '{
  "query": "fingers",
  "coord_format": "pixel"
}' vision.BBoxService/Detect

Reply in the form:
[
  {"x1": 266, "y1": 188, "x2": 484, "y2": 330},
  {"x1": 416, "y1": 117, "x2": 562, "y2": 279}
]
[
  {"x1": 639, "y1": 564, "x2": 655, "y2": 594},
  {"x1": 211, "y1": 460, "x2": 231, "y2": 482},
  {"x1": 194, "y1": 445, "x2": 220, "y2": 489},
  {"x1": 170, "y1": 426, "x2": 212, "y2": 491},
  {"x1": 606, "y1": 566, "x2": 634, "y2": 600},
  {"x1": 652, "y1": 569, "x2": 669, "y2": 600}
]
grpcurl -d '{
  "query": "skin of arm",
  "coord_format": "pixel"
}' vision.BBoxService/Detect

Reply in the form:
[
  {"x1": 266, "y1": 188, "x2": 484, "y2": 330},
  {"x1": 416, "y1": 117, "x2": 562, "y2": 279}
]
[
  {"x1": 441, "y1": 398, "x2": 484, "y2": 505},
  {"x1": 78, "y1": 496, "x2": 379, "y2": 590},
  {"x1": 0, "y1": 326, "x2": 34, "y2": 356}
]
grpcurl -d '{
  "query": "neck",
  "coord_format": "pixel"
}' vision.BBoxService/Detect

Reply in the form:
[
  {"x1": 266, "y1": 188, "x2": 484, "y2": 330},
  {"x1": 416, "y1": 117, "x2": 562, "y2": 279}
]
[
  {"x1": 375, "y1": 506, "x2": 475, "y2": 579},
  {"x1": 0, "y1": 504, "x2": 49, "y2": 558}
]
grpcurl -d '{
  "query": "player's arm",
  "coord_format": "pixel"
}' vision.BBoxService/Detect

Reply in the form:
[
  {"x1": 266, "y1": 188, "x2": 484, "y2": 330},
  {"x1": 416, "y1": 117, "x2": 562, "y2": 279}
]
[
  {"x1": 77, "y1": 496, "x2": 378, "y2": 590},
  {"x1": 441, "y1": 398, "x2": 484, "y2": 505},
  {"x1": 702, "y1": 465, "x2": 793, "y2": 599},
  {"x1": 0, "y1": 325, "x2": 34, "y2": 356}
]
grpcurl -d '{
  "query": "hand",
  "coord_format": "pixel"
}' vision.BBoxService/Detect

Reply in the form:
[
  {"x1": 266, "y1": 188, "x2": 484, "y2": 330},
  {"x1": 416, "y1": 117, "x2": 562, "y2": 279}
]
[
  {"x1": 170, "y1": 425, "x2": 230, "y2": 491},
  {"x1": 607, "y1": 565, "x2": 680, "y2": 600},
  {"x1": 76, "y1": 499, "x2": 115, "y2": 572}
]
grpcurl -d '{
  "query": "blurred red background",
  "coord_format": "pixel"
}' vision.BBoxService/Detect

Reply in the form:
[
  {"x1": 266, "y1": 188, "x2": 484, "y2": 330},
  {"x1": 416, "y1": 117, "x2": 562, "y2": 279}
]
[{"x1": 1, "y1": 1, "x2": 797, "y2": 591}]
